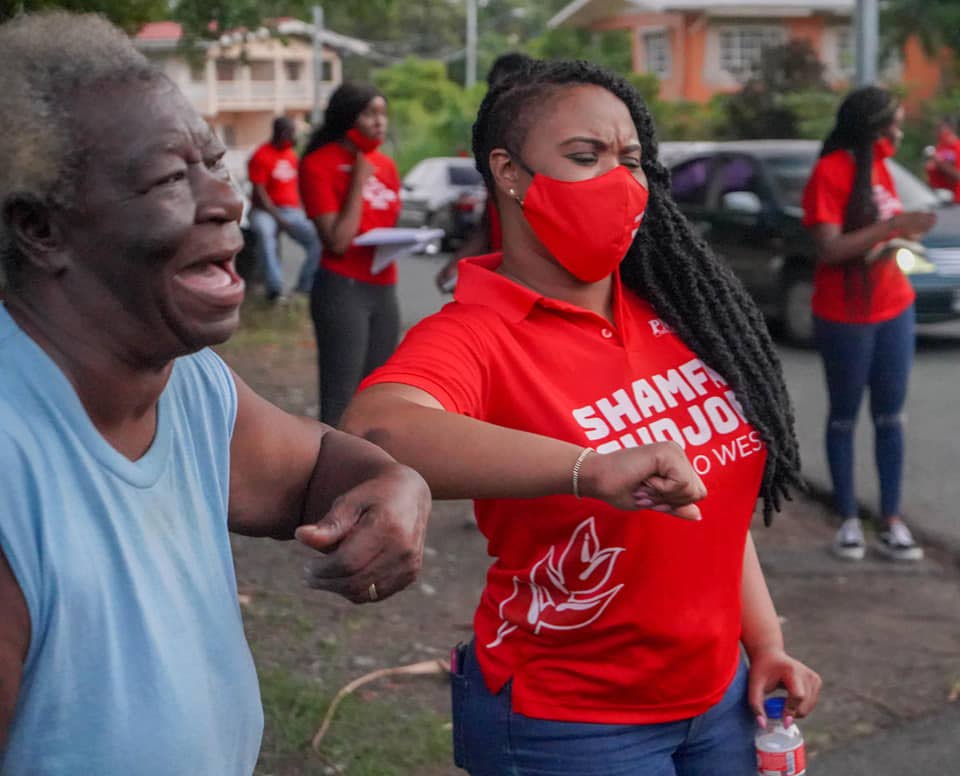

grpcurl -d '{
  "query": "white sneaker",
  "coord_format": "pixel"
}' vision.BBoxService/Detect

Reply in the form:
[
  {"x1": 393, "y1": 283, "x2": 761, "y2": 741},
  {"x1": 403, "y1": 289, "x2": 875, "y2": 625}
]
[
  {"x1": 877, "y1": 520, "x2": 924, "y2": 561},
  {"x1": 832, "y1": 517, "x2": 866, "y2": 560}
]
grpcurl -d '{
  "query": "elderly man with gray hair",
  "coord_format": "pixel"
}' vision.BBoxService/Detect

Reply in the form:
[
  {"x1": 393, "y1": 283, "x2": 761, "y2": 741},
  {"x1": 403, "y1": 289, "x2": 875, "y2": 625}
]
[{"x1": 0, "y1": 12, "x2": 430, "y2": 775}]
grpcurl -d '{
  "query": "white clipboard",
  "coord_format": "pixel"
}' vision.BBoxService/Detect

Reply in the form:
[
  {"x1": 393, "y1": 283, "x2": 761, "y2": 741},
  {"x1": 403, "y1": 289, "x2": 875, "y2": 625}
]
[{"x1": 352, "y1": 227, "x2": 445, "y2": 274}]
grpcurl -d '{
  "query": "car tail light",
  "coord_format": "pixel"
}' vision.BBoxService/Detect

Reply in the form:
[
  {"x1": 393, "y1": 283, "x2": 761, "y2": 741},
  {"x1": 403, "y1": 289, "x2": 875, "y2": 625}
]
[{"x1": 454, "y1": 195, "x2": 481, "y2": 213}]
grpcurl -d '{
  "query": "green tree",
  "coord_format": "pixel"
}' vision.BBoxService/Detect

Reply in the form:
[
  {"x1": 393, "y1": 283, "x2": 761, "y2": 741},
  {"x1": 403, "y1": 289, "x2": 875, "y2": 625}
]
[
  {"x1": 529, "y1": 26, "x2": 633, "y2": 74},
  {"x1": 882, "y1": 0, "x2": 960, "y2": 59},
  {"x1": 719, "y1": 39, "x2": 831, "y2": 139},
  {"x1": 371, "y1": 57, "x2": 481, "y2": 173},
  {"x1": 0, "y1": 0, "x2": 167, "y2": 31}
]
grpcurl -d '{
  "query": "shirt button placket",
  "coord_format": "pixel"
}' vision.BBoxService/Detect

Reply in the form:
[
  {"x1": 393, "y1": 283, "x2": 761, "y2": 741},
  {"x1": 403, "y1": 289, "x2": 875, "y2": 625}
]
[{"x1": 601, "y1": 327, "x2": 614, "y2": 340}]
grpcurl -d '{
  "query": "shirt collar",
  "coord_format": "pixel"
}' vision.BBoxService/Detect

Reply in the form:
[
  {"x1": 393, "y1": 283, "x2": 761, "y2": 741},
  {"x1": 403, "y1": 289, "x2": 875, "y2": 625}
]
[{"x1": 454, "y1": 253, "x2": 627, "y2": 329}]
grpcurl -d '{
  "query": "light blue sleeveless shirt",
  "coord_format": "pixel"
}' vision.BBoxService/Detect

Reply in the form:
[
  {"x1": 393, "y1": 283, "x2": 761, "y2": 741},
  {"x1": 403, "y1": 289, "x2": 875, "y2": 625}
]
[{"x1": 0, "y1": 305, "x2": 262, "y2": 775}]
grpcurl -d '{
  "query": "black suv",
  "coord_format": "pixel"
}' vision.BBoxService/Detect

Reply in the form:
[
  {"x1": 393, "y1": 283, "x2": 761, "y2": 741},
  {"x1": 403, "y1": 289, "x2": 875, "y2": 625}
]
[{"x1": 661, "y1": 140, "x2": 960, "y2": 342}]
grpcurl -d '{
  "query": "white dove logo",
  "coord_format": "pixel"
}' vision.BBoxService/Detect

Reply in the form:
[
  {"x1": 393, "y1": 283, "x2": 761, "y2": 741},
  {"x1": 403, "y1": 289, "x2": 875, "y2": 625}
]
[{"x1": 487, "y1": 517, "x2": 625, "y2": 649}]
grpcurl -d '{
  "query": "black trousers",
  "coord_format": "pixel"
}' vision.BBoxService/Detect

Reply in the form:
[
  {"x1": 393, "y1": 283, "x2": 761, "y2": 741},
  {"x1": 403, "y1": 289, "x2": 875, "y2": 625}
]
[{"x1": 309, "y1": 268, "x2": 400, "y2": 427}]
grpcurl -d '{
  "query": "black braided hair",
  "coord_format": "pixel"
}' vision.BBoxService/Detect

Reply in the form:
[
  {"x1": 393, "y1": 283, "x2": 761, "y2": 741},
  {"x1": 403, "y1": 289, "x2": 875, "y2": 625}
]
[
  {"x1": 487, "y1": 52, "x2": 534, "y2": 87},
  {"x1": 820, "y1": 86, "x2": 899, "y2": 313},
  {"x1": 303, "y1": 81, "x2": 383, "y2": 157},
  {"x1": 472, "y1": 59, "x2": 802, "y2": 524}
]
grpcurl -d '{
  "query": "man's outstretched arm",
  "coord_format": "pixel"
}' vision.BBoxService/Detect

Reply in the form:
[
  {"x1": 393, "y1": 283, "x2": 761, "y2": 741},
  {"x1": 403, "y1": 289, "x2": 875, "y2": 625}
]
[{"x1": 227, "y1": 370, "x2": 431, "y2": 603}]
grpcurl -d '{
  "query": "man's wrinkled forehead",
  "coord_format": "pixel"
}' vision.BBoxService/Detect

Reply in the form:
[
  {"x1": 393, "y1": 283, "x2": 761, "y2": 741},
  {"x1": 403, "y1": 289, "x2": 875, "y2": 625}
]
[{"x1": 69, "y1": 77, "x2": 215, "y2": 165}]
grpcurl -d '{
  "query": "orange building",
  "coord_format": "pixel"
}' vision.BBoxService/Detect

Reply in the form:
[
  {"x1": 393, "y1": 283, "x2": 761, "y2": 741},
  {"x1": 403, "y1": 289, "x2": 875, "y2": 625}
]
[{"x1": 549, "y1": 0, "x2": 945, "y2": 111}]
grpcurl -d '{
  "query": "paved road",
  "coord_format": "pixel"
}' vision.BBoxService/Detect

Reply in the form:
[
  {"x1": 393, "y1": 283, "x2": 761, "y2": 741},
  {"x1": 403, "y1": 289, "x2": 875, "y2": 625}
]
[
  {"x1": 276, "y1": 238, "x2": 449, "y2": 329},
  {"x1": 813, "y1": 703, "x2": 960, "y2": 775},
  {"x1": 778, "y1": 320, "x2": 960, "y2": 555}
]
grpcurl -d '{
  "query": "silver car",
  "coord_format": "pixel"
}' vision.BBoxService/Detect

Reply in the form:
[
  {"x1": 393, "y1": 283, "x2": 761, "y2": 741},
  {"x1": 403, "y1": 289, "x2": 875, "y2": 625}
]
[{"x1": 398, "y1": 156, "x2": 486, "y2": 249}]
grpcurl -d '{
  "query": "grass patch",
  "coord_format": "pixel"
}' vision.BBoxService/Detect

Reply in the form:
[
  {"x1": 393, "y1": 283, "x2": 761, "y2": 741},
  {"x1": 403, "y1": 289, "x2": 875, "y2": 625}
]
[
  {"x1": 219, "y1": 297, "x2": 312, "y2": 352},
  {"x1": 257, "y1": 666, "x2": 451, "y2": 776}
]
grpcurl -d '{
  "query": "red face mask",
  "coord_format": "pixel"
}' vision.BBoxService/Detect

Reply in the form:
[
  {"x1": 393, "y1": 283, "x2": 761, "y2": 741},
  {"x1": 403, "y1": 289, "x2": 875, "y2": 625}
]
[
  {"x1": 517, "y1": 163, "x2": 649, "y2": 283},
  {"x1": 347, "y1": 127, "x2": 382, "y2": 154},
  {"x1": 874, "y1": 136, "x2": 897, "y2": 160}
]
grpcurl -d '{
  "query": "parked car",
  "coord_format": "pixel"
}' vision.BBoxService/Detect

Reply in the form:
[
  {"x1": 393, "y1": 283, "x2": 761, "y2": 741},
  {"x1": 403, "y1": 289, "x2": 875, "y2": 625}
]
[
  {"x1": 660, "y1": 140, "x2": 960, "y2": 343},
  {"x1": 398, "y1": 156, "x2": 486, "y2": 249}
]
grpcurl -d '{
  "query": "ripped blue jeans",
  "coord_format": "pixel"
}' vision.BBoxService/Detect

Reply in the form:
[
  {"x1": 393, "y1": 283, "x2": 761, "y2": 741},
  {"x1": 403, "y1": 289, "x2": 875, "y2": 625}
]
[{"x1": 814, "y1": 306, "x2": 915, "y2": 520}]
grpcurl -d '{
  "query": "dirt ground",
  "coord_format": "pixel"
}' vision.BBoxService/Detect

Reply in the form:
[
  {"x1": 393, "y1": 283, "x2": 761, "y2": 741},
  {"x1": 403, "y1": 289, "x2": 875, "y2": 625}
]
[{"x1": 219, "y1": 302, "x2": 960, "y2": 776}]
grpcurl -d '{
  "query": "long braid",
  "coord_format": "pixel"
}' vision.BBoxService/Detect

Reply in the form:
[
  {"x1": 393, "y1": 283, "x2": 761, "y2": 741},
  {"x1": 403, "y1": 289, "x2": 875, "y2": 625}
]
[{"x1": 473, "y1": 60, "x2": 801, "y2": 524}]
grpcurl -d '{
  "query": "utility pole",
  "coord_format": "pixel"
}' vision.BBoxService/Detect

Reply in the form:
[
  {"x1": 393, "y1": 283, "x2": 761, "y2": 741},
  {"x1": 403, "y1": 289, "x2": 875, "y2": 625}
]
[
  {"x1": 466, "y1": 0, "x2": 478, "y2": 88},
  {"x1": 854, "y1": 0, "x2": 878, "y2": 86},
  {"x1": 311, "y1": 5, "x2": 325, "y2": 126}
]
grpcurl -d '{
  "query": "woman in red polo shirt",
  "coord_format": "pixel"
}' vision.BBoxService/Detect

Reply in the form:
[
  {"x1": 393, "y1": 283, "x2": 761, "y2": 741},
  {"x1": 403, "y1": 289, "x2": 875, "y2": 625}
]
[
  {"x1": 802, "y1": 87, "x2": 936, "y2": 563},
  {"x1": 341, "y1": 61, "x2": 820, "y2": 775},
  {"x1": 299, "y1": 83, "x2": 402, "y2": 426}
]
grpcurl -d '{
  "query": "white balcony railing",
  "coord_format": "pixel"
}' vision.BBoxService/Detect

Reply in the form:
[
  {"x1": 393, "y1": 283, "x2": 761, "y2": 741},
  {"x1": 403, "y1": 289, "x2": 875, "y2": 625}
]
[
  {"x1": 216, "y1": 82, "x2": 243, "y2": 103},
  {"x1": 249, "y1": 81, "x2": 276, "y2": 102},
  {"x1": 282, "y1": 82, "x2": 311, "y2": 102}
]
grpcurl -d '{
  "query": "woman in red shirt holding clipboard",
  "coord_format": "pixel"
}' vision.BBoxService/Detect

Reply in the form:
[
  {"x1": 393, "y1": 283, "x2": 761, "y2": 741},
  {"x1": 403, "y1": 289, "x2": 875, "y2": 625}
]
[
  {"x1": 802, "y1": 86, "x2": 936, "y2": 562},
  {"x1": 341, "y1": 60, "x2": 820, "y2": 775},
  {"x1": 299, "y1": 83, "x2": 402, "y2": 426}
]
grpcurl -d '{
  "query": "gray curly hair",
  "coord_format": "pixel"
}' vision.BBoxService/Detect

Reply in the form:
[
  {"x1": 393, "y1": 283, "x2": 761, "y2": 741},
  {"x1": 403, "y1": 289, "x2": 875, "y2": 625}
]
[{"x1": 0, "y1": 11, "x2": 159, "y2": 286}]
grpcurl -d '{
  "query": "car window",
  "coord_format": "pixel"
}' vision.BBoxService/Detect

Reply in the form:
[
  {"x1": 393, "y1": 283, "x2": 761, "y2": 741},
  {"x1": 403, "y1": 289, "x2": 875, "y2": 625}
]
[
  {"x1": 670, "y1": 157, "x2": 711, "y2": 206},
  {"x1": 448, "y1": 165, "x2": 482, "y2": 186},
  {"x1": 764, "y1": 154, "x2": 815, "y2": 209},
  {"x1": 714, "y1": 156, "x2": 761, "y2": 199}
]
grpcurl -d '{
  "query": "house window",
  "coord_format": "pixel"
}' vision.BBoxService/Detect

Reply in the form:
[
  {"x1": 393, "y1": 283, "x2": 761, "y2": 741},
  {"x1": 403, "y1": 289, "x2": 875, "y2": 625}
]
[
  {"x1": 249, "y1": 61, "x2": 274, "y2": 81},
  {"x1": 215, "y1": 59, "x2": 237, "y2": 81},
  {"x1": 189, "y1": 61, "x2": 206, "y2": 82},
  {"x1": 284, "y1": 60, "x2": 303, "y2": 81},
  {"x1": 643, "y1": 30, "x2": 671, "y2": 78},
  {"x1": 321, "y1": 59, "x2": 334, "y2": 82},
  {"x1": 718, "y1": 25, "x2": 785, "y2": 77}
]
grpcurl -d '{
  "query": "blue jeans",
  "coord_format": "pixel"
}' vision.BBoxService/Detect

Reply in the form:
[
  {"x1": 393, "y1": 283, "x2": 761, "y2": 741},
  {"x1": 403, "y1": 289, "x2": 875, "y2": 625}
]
[
  {"x1": 450, "y1": 642, "x2": 756, "y2": 776},
  {"x1": 248, "y1": 206, "x2": 321, "y2": 295},
  {"x1": 814, "y1": 306, "x2": 915, "y2": 520}
]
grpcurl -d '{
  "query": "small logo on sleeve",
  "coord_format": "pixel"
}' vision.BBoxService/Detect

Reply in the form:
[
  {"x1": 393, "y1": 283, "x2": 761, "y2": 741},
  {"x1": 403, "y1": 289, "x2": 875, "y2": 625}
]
[{"x1": 648, "y1": 318, "x2": 675, "y2": 337}]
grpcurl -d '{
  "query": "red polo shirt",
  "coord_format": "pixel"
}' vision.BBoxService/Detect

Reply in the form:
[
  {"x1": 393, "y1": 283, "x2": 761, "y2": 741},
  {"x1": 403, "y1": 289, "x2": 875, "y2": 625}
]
[
  {"x1": 360, "y1": 255, "x2": 766, "y2": 724},
  {"x1": 300, "y1": 143, "x2": 402, "y2": 285},
  {"x1": 248, "y1": 143, "x2": 302, "y2": 209},
  {"x1": 802, "y1": 149, "x2": 914, "y2": 324},
  {"x1": 927, "y1": 139, "x2": 960, "y2": 202}
]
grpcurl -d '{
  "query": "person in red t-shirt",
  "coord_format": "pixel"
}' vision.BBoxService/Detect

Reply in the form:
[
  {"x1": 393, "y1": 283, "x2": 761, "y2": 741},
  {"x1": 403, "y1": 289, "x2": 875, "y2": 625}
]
[
  {"x1": 925, "y1": 118, "x2": 960, "y2": 203},
  {"x1": 802, "y1": 87, "x2": 936, "y2": 563},
  {"x1": 343, "y1": 60, "x2": 820, "y2": 775},
  {"x1": 247, "y1": 117, "x2": 321, "y2": 301},
  {"x1": 434, "y1": 52, "x2": 532, "y2": 293},
  {"x1": 299, "y1": 84, "x2": 402, "y2": 426}
]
